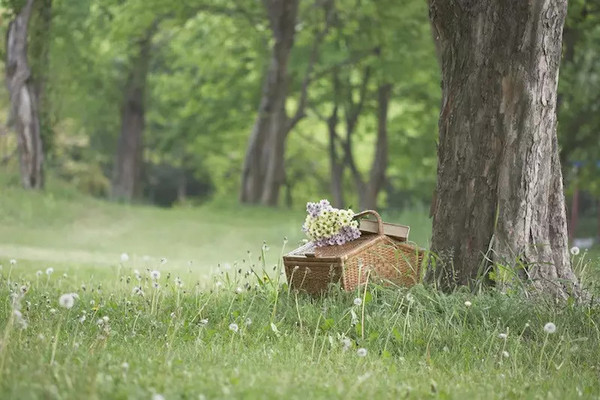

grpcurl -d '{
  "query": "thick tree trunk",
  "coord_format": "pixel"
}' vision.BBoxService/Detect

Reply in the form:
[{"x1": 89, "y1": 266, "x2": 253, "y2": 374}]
[
  {"x1": 5, "y1": 0, "x2": 44, "y2": 189},
  {"x1": 240, "y1": 0, "x2": 299, "y2": 205},
  {"x1": 428, "y1": 0, "x2": 579, "y2": 297},
  {"x1": 362, "y1": 83, "x2": 391, "y2": 210},
  {"x1": 111, "y1": 32, "x2": 153, "y2": 201},
  {"x1": 31, "y1": 0, "x2": 52, "y2": 152}
]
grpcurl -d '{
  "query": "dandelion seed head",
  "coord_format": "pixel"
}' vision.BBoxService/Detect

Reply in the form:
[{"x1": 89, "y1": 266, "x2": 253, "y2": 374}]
[
  {"x1": 9, "y1": 259, "x2": 16, "y2": 265},
  {"x1": 245, "y1": 318, "x2": 252, "y2": 326},
  {"x1": 121, "y1": 362, "x2": 129, "y2": 370},
  {"x1": 160, "y1": 258, "x2": 167, "y2": 265},
  {"x1": 570, "y1": 246, "x2": 580, "y2": 256},
  {"x1": 235, "y1": 287, "x2": 243, "y2": 294},
  {"x1": 46, "y1": 267, "x2": 54, "y2": 275},
  {"x1": 464, "y1": 301, "x2": 472, "y2": 307},
  {"x1": 59, "y1": 293, "x2": 75, "y2": 309},
  {"x1": 120, "y1": 253, "x2": 129, "y2": 262},
  {"x1": 103, "y1": 316, "x2": 109, "y2": 323},
  {"x1": 229, "y1": 323, "x2": 239, "y2": 333},
  {"x1": 357, "y1": 348, "x2": 367, "y2": 357},
  {"x1": 341, "y1": 338, "x2": 351, "y2": 351},
  {"x1": 544, "y1": 322, "x2": 556, "y2": 334},
  {"x1": 199, "y1": 319, "x2": 208, "y2": 326},
  {"x1": 49, "y1": 308, "x2": 56, "y2": 314},
  {"x1": 150, "y1": 270, "x2": 161, "y2": 280},
  {"x1": 502, "y1": 351, "x2": 509, "y2": 358},
  {"x1": 498, "y1": 333, "x2": 507, "y2": 339},
  {"x1": 36, "y1": 270, "x2": 42, "y2": 277},
  {"x1": 353, "y1": 298, "x2": 362, "y2": 306}
]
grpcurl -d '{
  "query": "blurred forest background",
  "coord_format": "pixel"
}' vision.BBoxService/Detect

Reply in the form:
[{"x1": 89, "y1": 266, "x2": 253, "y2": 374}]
[{"x1": 0, "y1": 0, "x2": 598, "y2": 241}]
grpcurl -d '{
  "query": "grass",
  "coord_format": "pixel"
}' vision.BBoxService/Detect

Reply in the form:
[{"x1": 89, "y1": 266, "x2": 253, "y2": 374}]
[{"x1": 1, "y1": 177, "x2": 600, "y2": 399}]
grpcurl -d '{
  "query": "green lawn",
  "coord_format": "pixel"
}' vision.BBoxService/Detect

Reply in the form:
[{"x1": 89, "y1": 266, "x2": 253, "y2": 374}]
[{"x1": 1, "y1": 181, "x2": 599, "y2": 399}]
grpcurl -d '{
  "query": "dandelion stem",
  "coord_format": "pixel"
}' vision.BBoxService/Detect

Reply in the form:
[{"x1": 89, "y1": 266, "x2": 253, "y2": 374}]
[{"x1": 538, "y1": 332, "x2": 549, "y2": 376}]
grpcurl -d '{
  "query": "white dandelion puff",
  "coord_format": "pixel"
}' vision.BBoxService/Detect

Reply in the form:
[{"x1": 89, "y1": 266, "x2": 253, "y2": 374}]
[
  {"x1": 235, "y1": 287, "x2": 243, "y2": 294},
  {"x1": 121, "y1": 362, "x2": 129, "y2": 370},
  {"x1": 544, "y1": 322, "x2": 556, "y2": 334},
  {"x1": 357, "y1": 348, "x2": 368, "y2": 357},
  {"x1": 59, "y1": 294, "x2": 75, "y2": 309},
  {"x1": 353, "y1": 298, "x2": 362, "y2": 306},
  {"x1": 103, "y1": 316, "x2": 109, "y2": 323},
  {"x1": 570, "y1": 246, "x2": 580, "y2": 256},
  {"x1": 49, "y1": 308, "x2": 57, "y2": 314},
  {"x1": 9, "y1": 259, "x2": 16, "y2": 265},
  {"x1": 199, "y1": 319, "x2": 208, "y2": 326},
  {"x1": 498, "y1": 333, "x2": 508, "y2": 339},
  {"x1": 46, "y1": 267, "x2": 54, "y2": 275},
  {"x1": 36, "y1": 270, "x2": 42, "y2": 277},
  {"x1": 341, "y1": 337, "x2": 352, "y2": 351},
  {"x1": 502, "y1": 351, "x2": 510, "y2": 358},
  {"x1": 120, "y1": 253, "x2": 130, "y2": 262},
  {"x1": 150, "y1": 270, "x2": 161, "y2": 280},
  {"x1": 464, "y1": 301, "x2": 472, "y2": 307},
  {"x1": 79, "y1": 315, "x2": 86, "y2": 323},
  {"x1": 245, "y1": 318, "x2": 252, "y2": 326},
  {"x1": 229, "y1": 323, "x2": 239, "y2": 333},
  {"x1": 160, "y1": 258, "x2": 167, "y2": 265}
]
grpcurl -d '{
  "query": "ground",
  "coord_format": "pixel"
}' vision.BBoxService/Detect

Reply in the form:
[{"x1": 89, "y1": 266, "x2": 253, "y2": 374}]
[{"x1": 1, "y1": 180, "x2": 599, "y2": 399}]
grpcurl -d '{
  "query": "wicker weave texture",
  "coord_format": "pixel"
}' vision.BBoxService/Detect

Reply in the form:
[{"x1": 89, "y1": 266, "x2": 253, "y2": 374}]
[{"x1": 283, "y1": 236, "x2": 423, "y2": 295}]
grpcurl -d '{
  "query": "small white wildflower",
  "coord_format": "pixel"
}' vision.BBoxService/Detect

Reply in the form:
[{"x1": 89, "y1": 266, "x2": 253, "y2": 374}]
[
  {"x1": 160, "y1": 257, "x2": 167, "y2": 265},
  {"x1": 79, "y1": 315, "x2": 86, "y2": 323},
  {"x1": 170, "y1": 312, "x2": 176, "y2": 319},
  {"x1": 150, "y1": 270, "x2": 161, "y2": 280},
  {"x1": 235, "y1": 287, "x2": 243, "y2": 294},
  {"x1": 245, "y1": 318, "x2": 252, "y2": 326},
  {"x1": 9, "y1": 259, "x2": 16, "y2": 265},
  {"x1": 103, "y1": 316, "x2": 109, "y2": 323},
  {"x1": 357, "y1": 348, "x2": 368, "y2": 357},
  {"x1": 59, "y1": 293, "x2": 75, "y2": 309},
  {"x1": 353, "y1": 298, "x2": 362, "y2": 306},
  {"x1": 199, "y1": 319, "x2": 208, "y2": 326},
  {"x1": 49, "y1": 308, "x2": 57, "y2": 314},
  {"x1": 544, "y1": 322, "x2": 556, "y2": 334},
  {"x1": 443, "y1": 346, "x2": 449, "y2": 353},
  {"x1": 464, "y1": 301, "x2": 472, "y2": 307},
  {"x1": 46, "y1": 267, "x2": 54, "y2": 275},
  {"x1": 229, "y1": 323, "x2": 239, "y2": 333},
  {"x1": 120, "y1": 253, "x2": 129, "y2": 262},
  {"x1": 63, "y1": 273, "x2": 68, "y2": 278},
  {"x1": 502, "y1": 351, "x2": 509, "y2": 358},
  {"x1": 20, "y1": 285, "x2": 28, "y2": 294},
  {"x1": 570, "y1": 246, "x2": 580, "y2": 256},
  {"x1": 36, "y1": 270, "x2": 42, "y2": 277},
  {"x1": 498, "y1": 333, "x2": 508, "y2": 339},
  {"x1": 341, "y1": 337, "x2": 352, "y2": 351},
  {"x1": 121, "y1": 362, "x2": 129, "y2": 371},
  {"x1": 90, "y1": 300, "x2": 95, "y2": 306}
]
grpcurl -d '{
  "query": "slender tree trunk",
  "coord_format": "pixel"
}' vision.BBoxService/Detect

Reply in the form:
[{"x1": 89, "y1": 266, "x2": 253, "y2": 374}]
[
  {"x1": 362, "y1": 83, "x2": 391, "y2": 210},
  {"x1": 328, "y1": 105, "x2": 345, "y2": 208},
  {"x1": 428, "y1": 0, "x2": 579, "y2": 297},
  {"x1": 240, "y1": 0, "x2": 299, "y2": 205},
  {"x1": 111, "y1": 31, "x2": 153, "y2": 201},
  {"x1": 5, "y1": 0, "x2": 44, "y2": 189}
]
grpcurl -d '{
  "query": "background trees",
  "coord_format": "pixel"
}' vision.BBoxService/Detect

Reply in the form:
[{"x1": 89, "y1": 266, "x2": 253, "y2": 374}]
[{"x1": 0, "y1": 0, "x2": 596, "y2": 226}]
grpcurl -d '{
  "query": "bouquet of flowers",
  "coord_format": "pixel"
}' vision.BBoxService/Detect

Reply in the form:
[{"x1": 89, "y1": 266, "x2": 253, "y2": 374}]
[{"x1": 302, "y1": 199, "x2": 361, "y2": 247}]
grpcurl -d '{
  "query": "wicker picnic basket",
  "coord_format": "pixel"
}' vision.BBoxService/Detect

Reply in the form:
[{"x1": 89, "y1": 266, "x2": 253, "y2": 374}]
[{"x1": 283, "y1": 210, "x2": 424, "y2": 295}]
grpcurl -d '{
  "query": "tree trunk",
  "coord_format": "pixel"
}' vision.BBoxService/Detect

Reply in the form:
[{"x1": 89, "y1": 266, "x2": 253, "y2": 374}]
[
  {"x1": 5, "y1": 0, "x2": 44, "y2": 189},
  {"x1": 362, "y1": 83, "x2": 391, "y2": 210},
  {"x1": 111, "y1": 31, "x2": 153, "y2": 201},
  {"x1": 328, "y1": 105, "x2": 345, "y2": 208},
  {"x1": 428, "y1": 0, "x2": 579, "y2": 297},
  {"x1": 240, "y1": 0, "x2": 299, "y2": 205}
]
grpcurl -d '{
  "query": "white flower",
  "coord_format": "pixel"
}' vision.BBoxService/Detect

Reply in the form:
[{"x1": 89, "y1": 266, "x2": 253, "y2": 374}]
[
  {"x1": 235, "y1": 287, "x2": 243, "y2": 294},
  {"x1": 544, "y1": 322, "x2": 556, "y2": 334},
  {"x1": 199, "y1": 319, "x2": 208, "y2": 326},
  {"x1": 341, "y1": 338, "x2": 352, "y2": 351},
  {"x1": 151, "y1": 270, "x2": 160, "y2": 280},
  {"x1": 79, "y1": 315, "x2": 86, "y2": 323},
  {"x1": 353, "y1": 298, "x2": 362, "y2": 306},
  {"x1": 46, "y1": 267, "x2": 54, "y2": 275},
  {"x1": 357, "y1": 348, "x2": 368, "y2": 357},
  {"x1": 152, "y1": 282, "x2": 160, "y2": 289},
  {"x1": 121, "y1": 362, "x2": 129, "y2": 370},
  {"x1": 49, "y1": 308, "x2": 57, "y2": 314},
  {"x1": 498, "y1": 333, "x2": 507, "y2": 339},
  {"x1": 175, "y1": 277, "x2": 183, "y2": 288},
  {"x1": 120, "y1": 253, "x2": 129, "y2": 262},
  {"x1": 103, "y1": 316, "x2": 109, "y2": 323},
  {"x1": 502, "y1": 351, "x2": 509, "y2": 358},
  {"x1": 570, "y1": 246, "x2": 580, "y2": 256},
  {"x1": 9, "y1": 259, "x2": 16, "y2": 265},
  {"x1": 36, "y1": 270, "x2": 42, "y2": 277},
  {"x1": 59, "y1": 294, "x2": 75, "y2": 309},
  {"x1": 229, "y1": 323, "x2": 239, "y2": 333},
  {"x1": 152, "y1": 394, "x2": 165, "y2": 400},
  {"x1": 464, "y1": 301, "x2": 472, "y2": 307},
  {"x1": 96, "y1": 318, "x2": 104, "y2": 326},
  {"x1": 245, "y1": 318, "x2": 252, "y2": 326},
  {"x1": 406, "y1": 293, "x2": 415, "y2": 303}
]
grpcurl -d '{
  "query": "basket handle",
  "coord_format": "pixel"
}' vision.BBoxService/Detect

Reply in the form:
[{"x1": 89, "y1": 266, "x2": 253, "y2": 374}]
[{"x1": 353, "y1": 210, "x2": 384, "y2": 235}]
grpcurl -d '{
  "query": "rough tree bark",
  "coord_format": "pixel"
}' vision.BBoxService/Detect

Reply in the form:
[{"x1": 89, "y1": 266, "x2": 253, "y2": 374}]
[
  {"x1": 428, "y1": 0, "x2": 580, "y2": 297},
  {"x1": 111, "y1": 30, "x2": 154, "y2": 201},
  {"x1": 5, "y1": 0, "x2": 44, "y2": 189}
]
